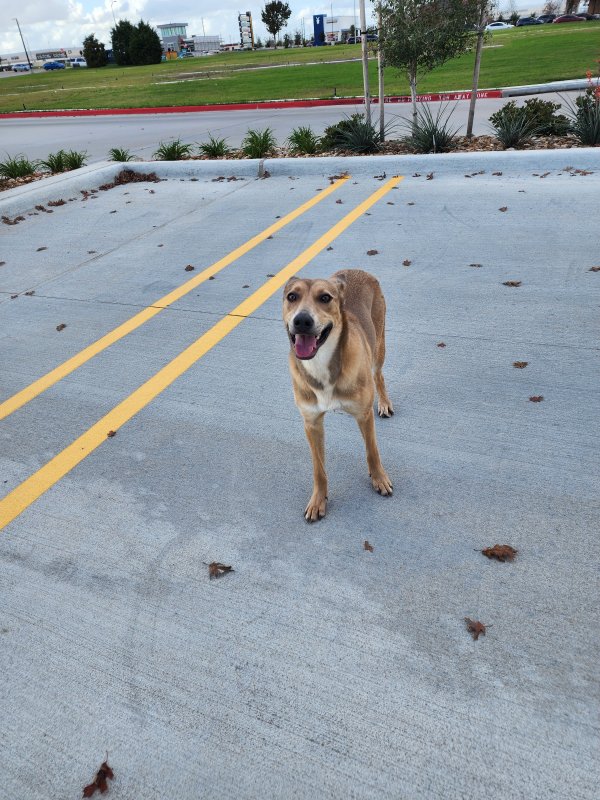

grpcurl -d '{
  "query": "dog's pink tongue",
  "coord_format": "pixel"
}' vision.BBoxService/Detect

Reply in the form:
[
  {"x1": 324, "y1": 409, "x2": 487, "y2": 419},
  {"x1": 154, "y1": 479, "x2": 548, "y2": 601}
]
[{"x1": 295, "y1": 334, "x2": 317, "y2": 358}]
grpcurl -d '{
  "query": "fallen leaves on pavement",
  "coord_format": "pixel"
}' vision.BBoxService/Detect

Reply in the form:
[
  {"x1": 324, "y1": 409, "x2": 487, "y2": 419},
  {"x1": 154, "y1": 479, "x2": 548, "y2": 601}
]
[
  {"x1": 184, "y1": 265, "x2": 194, "y2": 271},
  {"x1": 465, "y1": 618, "x2": 488, "y2": 640},
  {"x1": 367, "y1": 250, "x2": 379, "y2": 256},
  {"x1": 513, "y1": 361, "x2": 528, "y2": 368},
  {"x1": 499, "y1": 206, "x2": 508, "y2": 212},
  {"x1": 529, "y1": 395, "x2": 544, "y2": 402},
  {"x1": 503, "y1": 280, "x2": 521, "y2": 287},
  {"x1": 56, "y1": 323, "x2": 67, "y2": 332},
  {"x1": 363, "y1": 540, "x2": 374, "y2": 552},
  {"x1": 207, "y1": 562, "x2": 234, "y2": 579},
  {"x1": 82, "y1": 759, "x2": 114, "y2": 797},
  {"x1": 481, "y1": 544, "x2": 517, "y2": 562},
  {"x1": 402, "y1": 259, "x2": 411, "y2": 266}
]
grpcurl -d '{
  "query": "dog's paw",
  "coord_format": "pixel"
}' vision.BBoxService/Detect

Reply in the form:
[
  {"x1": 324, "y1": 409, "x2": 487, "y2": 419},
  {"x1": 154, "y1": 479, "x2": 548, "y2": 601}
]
[
  {"x1": 304, "y1": 493, "x2": 327, "y2": 522},
  {"x1": 371, "y1": 471, "x2": 393, "y2": 496},
  {"x1": 377, "y1": 400, "x2": 394, "y2": 418}
]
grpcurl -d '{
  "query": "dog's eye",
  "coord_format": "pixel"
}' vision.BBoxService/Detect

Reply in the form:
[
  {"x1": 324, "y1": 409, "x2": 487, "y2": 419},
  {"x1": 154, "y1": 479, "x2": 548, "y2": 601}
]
[
  {"x1": 319, "y1": 294, "x2": 332, "y2": 304},
  {"x1": 287, "y1": 292, "x2": 298, "y2": 302}
]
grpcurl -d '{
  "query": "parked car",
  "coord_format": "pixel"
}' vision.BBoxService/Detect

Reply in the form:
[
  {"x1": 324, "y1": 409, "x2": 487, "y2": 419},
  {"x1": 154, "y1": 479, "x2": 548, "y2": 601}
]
[
  {"x1": 69, "y1": 57, "x2": 87, "y2": 67},
  {"x1": 43, "y1": 61, "x2": 66, "y2": 70},
  {"x1": 178, "y1": 51, "x2": 194, "y2": 58},
  {"x1": 574, "y1": 13, "x2": 599, "y2": 20},
  {"x1": 13, "y1": 63, "x2": 31, "y2": 72},
  {"x1": 485, "y1": 21, "x2": 514, "y2": 30},
  {"x1": 516, "y1": 17, "x2": 542, "y2": 26},
  {"x1": 536, "y1": 14, "x2": 557, "y2": 23},
  {"x1": 553, "y1": 14, "x2": 586, "y2": 23}
]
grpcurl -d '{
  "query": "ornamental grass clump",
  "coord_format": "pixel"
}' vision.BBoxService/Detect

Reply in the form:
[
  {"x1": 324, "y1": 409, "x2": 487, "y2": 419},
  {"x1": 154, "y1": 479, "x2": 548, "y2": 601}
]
[
  {"x1": 153, "y1": 139, "x2": 193, "y2": 160},
  {"x1": 0, "y1": 154, "x2": 39, "y2": 179},
  {"x1": 489, "y1": 104, "x2": 538, "y2": 149},
  {"x1": 402, "y1": 103, "x2": 460, "y2": 154},
  {"x1": 198, "y1": 135, "x2": 230, "y2": 158},
  {"x1": 241, "y1": 128, "x2": 277, "y2": 158},
  {"x1": 287, "y1": 126, "x2": 321, "y2": 155}
]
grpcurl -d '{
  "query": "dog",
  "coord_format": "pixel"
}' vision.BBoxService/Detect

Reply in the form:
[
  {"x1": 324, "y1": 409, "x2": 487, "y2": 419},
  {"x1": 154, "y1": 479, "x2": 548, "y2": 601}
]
[{"x1": 283, "y1": 269, "x2": 393, "y2": 522}]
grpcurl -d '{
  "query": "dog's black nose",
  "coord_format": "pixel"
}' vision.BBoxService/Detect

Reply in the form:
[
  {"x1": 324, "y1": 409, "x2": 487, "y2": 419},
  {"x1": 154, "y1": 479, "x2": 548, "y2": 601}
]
[{"x1": 293, "y1": 312, "x2": 314, "y2": 333}]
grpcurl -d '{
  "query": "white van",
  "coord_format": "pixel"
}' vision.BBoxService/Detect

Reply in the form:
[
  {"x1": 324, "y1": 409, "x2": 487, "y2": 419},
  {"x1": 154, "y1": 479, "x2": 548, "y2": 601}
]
[{"x1": 69, "y1": 57, "x2": 87, "y2": 68}]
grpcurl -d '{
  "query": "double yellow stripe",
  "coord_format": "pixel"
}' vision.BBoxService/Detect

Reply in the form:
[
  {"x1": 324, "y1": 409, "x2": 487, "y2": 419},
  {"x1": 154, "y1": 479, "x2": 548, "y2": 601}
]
[
  {"x1": 0, "y1": 177, "x2": 347, "y2": 422},
  {"x1": 0, "y1": 176, "x2": 402, "y2": 530}
]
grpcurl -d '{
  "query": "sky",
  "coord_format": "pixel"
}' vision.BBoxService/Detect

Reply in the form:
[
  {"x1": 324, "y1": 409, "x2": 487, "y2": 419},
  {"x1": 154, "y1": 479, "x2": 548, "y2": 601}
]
[
  {"x1": 1, "y1": 1, "x2": 374, "y2": 53},
  {"x1": 1, "y1": 1, "x2": 565, "y2": 55}
]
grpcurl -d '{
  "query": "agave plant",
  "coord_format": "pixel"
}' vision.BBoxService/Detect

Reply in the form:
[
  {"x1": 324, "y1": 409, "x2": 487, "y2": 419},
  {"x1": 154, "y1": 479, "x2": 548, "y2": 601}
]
[{"x1": 402, "y1": 103, "x2": 460, "y2": 154}]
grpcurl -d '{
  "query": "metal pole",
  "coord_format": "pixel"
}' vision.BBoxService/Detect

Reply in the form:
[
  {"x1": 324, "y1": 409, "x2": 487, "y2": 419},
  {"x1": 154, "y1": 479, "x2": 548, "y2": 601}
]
[
  {"x1": 14, "y1": 18, "x2": 33, "y2": 70},
  {"x1": 359, "y1": 0, "x2": 371, "y2": 124},
  {"x1": 377, "y1": 8, "x2": 384, "y2": 139}
]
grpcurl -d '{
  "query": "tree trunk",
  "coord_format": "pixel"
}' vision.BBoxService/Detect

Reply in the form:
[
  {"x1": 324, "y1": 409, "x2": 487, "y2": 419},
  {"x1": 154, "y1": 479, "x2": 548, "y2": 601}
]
[
  {"x1": 377, "y1": 9, "x2": 384, "y2": 140},
  {"x1": 409, "y1": 68, "x2": 418, "y2": 131},
  {"x1": 467, "y1": 29, "x2": 485, "y2": 138},
  {"x1": 360, "y1": 0, "x2": 371, "y2": 124}
]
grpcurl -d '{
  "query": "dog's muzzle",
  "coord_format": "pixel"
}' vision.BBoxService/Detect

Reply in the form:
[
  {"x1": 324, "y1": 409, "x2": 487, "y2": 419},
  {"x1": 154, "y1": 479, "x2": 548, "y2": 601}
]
[{"x1": 289, "y1": 316, "x2": 333, "y2": 360}]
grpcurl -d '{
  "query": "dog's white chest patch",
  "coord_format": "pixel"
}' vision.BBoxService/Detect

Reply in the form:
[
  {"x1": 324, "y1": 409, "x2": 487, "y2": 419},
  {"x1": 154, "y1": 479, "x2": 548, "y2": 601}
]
[{"x1": 298, "y1": 343, "x2": 344, "y2": 414}]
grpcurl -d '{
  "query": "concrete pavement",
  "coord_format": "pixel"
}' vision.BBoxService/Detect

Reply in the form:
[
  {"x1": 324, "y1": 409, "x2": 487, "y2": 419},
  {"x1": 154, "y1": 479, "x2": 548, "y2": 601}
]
[{"x1": 1, "y1": 153, "x2": 599, "y2": 799}]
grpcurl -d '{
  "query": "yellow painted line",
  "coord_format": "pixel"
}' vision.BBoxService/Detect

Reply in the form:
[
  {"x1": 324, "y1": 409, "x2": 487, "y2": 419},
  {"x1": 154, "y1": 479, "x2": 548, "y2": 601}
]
[
  {"x1": 0, "y1": 177, "x2": 348, "y2": 422},
  {"x1": 0, "y1": 176, "x2": 403, "y2": 531}
]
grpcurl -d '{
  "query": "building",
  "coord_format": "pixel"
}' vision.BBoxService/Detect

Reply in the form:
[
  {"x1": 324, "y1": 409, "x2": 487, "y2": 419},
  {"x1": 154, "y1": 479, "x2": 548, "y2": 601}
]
[
  {"x1": 156, "y1": 23, "x2": 188, "y2": 53},
  {"x1": 191, "y1": 35, "x2": 221, "y2": 53},
  {"x1": 0, "y1": 46, "x2": 83, "y2": 69},
  {"x1": 312, "y1": 14, "x2": 360, "y2": 44}
]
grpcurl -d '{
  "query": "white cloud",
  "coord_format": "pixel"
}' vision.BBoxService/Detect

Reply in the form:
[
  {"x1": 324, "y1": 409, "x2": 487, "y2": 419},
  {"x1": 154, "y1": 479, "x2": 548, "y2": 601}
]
[{"x1": 1, "y1": 0, "x2": 376, "y2": 53}]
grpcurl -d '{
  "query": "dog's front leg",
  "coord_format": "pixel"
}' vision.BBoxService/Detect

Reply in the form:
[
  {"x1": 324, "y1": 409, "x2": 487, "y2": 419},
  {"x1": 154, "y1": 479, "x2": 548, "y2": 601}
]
[
  {"x1": 355, "y1": 409, "x2": 393, "y2": 496},
  {"x1": 302, "y1": 412, "x2": 328, "y2": 522}
]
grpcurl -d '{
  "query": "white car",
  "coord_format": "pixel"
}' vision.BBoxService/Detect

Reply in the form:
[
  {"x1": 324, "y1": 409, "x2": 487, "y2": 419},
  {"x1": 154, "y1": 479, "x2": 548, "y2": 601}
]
[
  {"x1": 485, "y1": 21, "x2": 514, "y2": 29},
  {"x1": 69, "y1": 57, "x2": 87, "y2": 68}
]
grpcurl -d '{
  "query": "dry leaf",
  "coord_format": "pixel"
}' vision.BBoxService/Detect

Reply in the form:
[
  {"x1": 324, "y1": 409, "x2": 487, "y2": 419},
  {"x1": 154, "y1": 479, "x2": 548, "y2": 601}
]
[
  {"x1": 242, "y1": 284, "x2": 250, "y2": 288},
  {"x1": 10, "y1": 294, "x2": 18, "y2": 299},
  {"x1": 499, "y1": 206, "x2": 508, "y2": 212},
  {"x1": 481, "y1": 544, "x2": 517, "y2": 562},
  {"x1": 503, "y1": 280, "x2": 521, "y2": 287},
  {"x1": 492, "y1": 171, "x2": 502, "y2": 176},
  {"x1": 266, "y1": 273, "x2": 275, "y2": 277},
  {"x1": 374, "y1": 172, "x2": 386, "y2": 180},
  {"x1": 412, "y1": 173, "x2": 421, "y2": 177},
  {"x1": 335, "y1": 199, "x2": 343, "y2": 204},
  {"x1": 326, "y1": 247, "x2": 333, "y2": 251},
  {"x1": 109, "y1": 210, "x2": 117, "y2": 214},
  {"x1": 157, "y1": 244, "x2": 164, "y2": 248},
  {"x1": 82, "y1": 759, "x2": 114, "y2": 797},
  {"x1": 48, "y1": 199, "x2": 66, "y2": 207},
  {"x1": 208, "y1": 562, "x2": 234, "y2": 579},
  {"x1": 529, "y1": 395, "x2": 544, "y2": 402},
  {"x1": 88, "y1": 250, "x2": 97, "y2": 254},
  {"x1": 107, "y1": 430, "x2": 116, "y2": 438},
  {"x1": 208, "y1": 276, "x2": 215, "y2": 280},
  {"x1": 402, "y1": 259, "x2": 411, "y2": 266},
  {"x1": 367, "y1": 250, "x2": 379, "y2": 256},
  {"x1": 24, "y1": 290, "x2": 35, "y2": 296},
  {"x1": 56, "y1": 323, "x2": 67, "y2": 332},
  {"x1": 426, "y1": 172, "x2": 434, "y2": 180},
  {"x1": 364, "y1": 540, "x2": 374, "y2": 552},
  {"x1": 184, "y1": 265, "x2": 194, "y2": 271},
  {"x1": 0, "y1": 261, "x2": 5, "y2": 266},
  {"x1": 589, "y1": 266, "x2": 600, "y2": 272},
  {"x1": 387, "y1": 201, "x2": 394, "y2": 205},
  {"x1": 469, "y1": 263, "x2": 482, "y2": 268},
  {"x1": 407, "y1": 202, "x2": 415, "y2": 205},
  {"x1": 437, "y1": 342, "x2": 446, "y2": 348},
  {"x1": 465, "y1": 618, "x2": 487, "y2": 640},
  {"x1": 267, "y1": 235, "x2": 273, "y2": 239},
  {"x1": 513, "y1": 361, "x2": 528, "y2": 368},
  {"x1": 36, "y1": 246, "x2": 48, "y2": 252}
]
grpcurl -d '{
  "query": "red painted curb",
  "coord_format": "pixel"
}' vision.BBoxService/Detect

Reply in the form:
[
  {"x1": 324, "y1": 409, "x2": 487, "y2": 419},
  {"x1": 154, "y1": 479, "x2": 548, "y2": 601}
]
[{"x1": 0, "y1": 90, "x2": 502, "y2": 119}]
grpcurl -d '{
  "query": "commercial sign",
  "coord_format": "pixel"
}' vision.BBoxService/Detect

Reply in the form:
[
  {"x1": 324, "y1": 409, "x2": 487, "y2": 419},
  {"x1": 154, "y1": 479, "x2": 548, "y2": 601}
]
[
  {"x1": 313, "y1": 15, "x2": 326, "y2": 46},
  {"x1": 238, "y1": 12, "x2": 254, "y2": 49}
]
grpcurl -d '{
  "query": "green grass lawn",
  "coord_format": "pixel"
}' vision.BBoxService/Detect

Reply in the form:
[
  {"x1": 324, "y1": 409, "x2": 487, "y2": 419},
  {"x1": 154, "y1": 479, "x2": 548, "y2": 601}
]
[{"x1": 2, "y1": 23, "x2": 598, "y2": 113}]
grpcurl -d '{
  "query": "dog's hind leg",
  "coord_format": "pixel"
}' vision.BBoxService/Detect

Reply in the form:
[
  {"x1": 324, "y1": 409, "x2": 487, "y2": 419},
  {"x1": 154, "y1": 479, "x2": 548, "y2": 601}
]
[{"x1": 372, "y1": 292, "x2": 394, "y2": 418}]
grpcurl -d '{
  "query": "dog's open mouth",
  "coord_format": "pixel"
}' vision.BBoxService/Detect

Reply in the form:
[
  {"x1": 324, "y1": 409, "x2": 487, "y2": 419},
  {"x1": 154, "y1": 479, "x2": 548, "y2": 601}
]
[{"x1": 291, "y1": 323, "x2": 333, "y2": 360}]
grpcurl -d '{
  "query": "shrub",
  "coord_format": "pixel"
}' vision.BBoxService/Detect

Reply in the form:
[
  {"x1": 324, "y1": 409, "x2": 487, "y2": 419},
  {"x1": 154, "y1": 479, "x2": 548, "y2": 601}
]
[
  {"x1": 62, "y1": 150, "x2": 87, "y2": 170},
  {"x1": 337, "y1": 116, "x2": 386, "y2": 154},
  {"x1": 402, "y1": 103, "x2": 459, "y2": 154},
  {"x1": 241, "y1": 128, "x2": 277, "y2": 158},
  {"x1": 198, "y1": 135, "x2": 230, "y2": 158},
  {"x1": 489, "y1": 104, "x2": 538, "y2": 148},
  {"x1": 40, "y1": 150, "x2": 67, "y2": 173},
  {"x1": 562, "y1": 87, "x2": 600, "y2": 146},
  {"x1": 521, "y1": 98, "x2": 570, "y2": 136},
  {"x1": 321, "y1": 114, "x2": 365, "y2": 150},
  {"x1": 108, "y1": 147, "x2": 135, "y2": 162},
  {"x1": 153, "y1": 139, "x2": 193, "y2": 160},
  {"x1": 287, "y1": 126, "x2": 320, "y2": 155},
  {"x1": 0, "y1": 154, "x2": 39, "y2": 179}
]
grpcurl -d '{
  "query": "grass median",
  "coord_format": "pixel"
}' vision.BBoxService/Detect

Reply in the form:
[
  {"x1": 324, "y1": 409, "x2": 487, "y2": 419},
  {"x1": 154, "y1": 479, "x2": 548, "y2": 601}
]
[{"x1": 1, "y1": 23, "x2": 598, "y2": 113}]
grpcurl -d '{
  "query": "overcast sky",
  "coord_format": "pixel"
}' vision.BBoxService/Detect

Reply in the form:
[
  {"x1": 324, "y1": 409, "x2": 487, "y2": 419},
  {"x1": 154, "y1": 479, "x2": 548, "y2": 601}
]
[{"x1": 1, "y1": 1, "x2": 547, "y2": 54}]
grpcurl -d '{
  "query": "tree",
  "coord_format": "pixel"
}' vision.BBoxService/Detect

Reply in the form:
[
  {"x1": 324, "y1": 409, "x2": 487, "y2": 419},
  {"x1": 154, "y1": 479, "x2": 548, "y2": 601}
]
[
  {"x1": 466, "y1": 1, "x2": 494, "y2": 138},
  {"x1": 261, "y1": 1, "x2": 292, "y2": 49},
  {"x1": 283, "y1": 33, "x2": 291, "y2": 48},
  {"x1": 255, "y1": 36, "x2": 263, "y2": 48},
  {"x1": 378, "y1": 0, "x2": 479, "y2": 126},
  {"x1": 110, "y1": 19, "x2": 135, "y2": 66},
  {"x1": 129, "y1": 20, "x2": 163, "y2": 66},
  {"x1": 541, "y1": 0, "x2": 560, "y2": 12},
  {"x1": 82, "y1": 34, "x2": 108, "y2": 68},
  {"x1": 294, "y1": 30, "x2": 302, "y2": 46}
]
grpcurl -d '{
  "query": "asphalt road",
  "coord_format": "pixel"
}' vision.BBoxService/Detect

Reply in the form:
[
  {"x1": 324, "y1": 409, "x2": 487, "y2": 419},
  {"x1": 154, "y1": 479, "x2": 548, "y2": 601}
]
[
  {"x1": 0, "y1": 91, "x2": 578, "y2": 163},
  {"x1": 1, "y1": 153, "x2": 599, "y2": 799}
]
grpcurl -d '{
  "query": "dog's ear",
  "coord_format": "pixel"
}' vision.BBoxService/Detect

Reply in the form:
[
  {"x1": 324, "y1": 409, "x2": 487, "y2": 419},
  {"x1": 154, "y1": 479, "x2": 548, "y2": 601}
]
[
  {"x1": 333, "y1": 273, "x2": 346, "y2": 303},
  {"x1": 283, "y1": 276, "x2": 300, "y2": 298}
]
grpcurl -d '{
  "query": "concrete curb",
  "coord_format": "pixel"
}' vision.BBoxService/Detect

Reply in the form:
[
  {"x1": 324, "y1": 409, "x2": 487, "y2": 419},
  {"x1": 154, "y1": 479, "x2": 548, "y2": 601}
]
[{"x1": 2, "y1": 149, "x2": 600, "y2": 216}]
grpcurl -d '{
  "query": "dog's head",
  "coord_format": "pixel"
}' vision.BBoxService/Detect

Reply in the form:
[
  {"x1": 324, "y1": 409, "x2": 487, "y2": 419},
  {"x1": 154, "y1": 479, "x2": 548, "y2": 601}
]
[{"x1": 282, "y1": 275, "x2": 345, "y2": 360}]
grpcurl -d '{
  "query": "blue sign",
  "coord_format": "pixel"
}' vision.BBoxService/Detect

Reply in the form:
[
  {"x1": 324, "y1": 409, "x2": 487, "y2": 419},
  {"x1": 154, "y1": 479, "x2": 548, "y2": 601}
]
[{"x1": 313, "y1": 15, "x2": 326, "y2": 46}]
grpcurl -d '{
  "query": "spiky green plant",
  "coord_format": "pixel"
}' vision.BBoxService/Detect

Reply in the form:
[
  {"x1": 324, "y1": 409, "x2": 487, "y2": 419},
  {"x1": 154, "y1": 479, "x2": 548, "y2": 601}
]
[
  {"x1": 241, "y1": 128, "x2": 277, "y2": 159},
  {"x1": 40, "y1": 150, "x2": 67, "y2": 173},
  {"x1": 489, "y1": 105, "x2": 538, "y2": 149},
  {"x1": 402, "y1": 103, "x2": 460, "y2": 154},
  {"x1": 153, "y1": 139, "x2": 194, "y2": 160},
  {"x1": 62, "y1": 150, "x2": 87, "y2": 170},
  {"x1": 198, "y1": 135, "x2": 230, "y2": 158},
  {"x1": 108, "y1": 147, "x2": 135, "y2": 162},
  {"x1": 0, "y1": 154, "x2": 39, "y2": 179},
  {"x1": 287, "y1": 126, "x2": 320, "y2": 155}
]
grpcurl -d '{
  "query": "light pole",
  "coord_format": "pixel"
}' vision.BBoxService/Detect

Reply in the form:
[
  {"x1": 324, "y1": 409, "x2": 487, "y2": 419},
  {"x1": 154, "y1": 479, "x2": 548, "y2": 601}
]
[
  {"x1": 111, "y1": 1, "x2": 117, "y2": 24},
  {"x1": 14, "y1": 19, "x2": 32, "y2": 70}
]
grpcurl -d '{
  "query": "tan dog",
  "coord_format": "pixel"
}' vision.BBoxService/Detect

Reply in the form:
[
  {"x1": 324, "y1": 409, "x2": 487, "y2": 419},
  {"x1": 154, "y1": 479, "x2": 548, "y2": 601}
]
[{"x1": 283, "y1": 269, "x2": 393, "y2": 522}]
